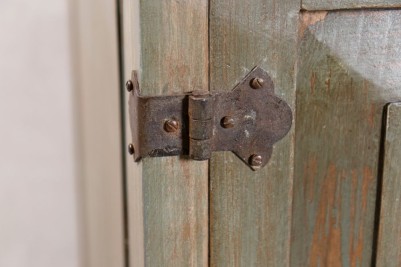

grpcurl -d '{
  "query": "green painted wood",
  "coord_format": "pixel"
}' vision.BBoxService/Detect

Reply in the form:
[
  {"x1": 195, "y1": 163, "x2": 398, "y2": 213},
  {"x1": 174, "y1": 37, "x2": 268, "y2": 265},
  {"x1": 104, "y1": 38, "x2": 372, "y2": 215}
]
[
  {"x1": 292, "y1": 10, "x2": 401, "y2": 267},
  {"x1": 302, "y1": 0, "x2": 401, "y2": 11},
  {"x1": 376, "y1": 103, "x2": 401, "y2": 267},
  {"x1": 209, "y1": 0, "x2": 299, "y2": 266},
  {"x1": 128, "y1": 0, "x2": 209, "y2": 266}
]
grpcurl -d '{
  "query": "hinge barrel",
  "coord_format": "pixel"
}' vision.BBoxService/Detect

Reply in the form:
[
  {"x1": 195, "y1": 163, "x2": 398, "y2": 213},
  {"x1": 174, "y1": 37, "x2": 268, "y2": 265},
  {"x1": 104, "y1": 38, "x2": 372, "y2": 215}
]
[{"x1": 188, "y1": 93, "x2": 214, "y2": 160}]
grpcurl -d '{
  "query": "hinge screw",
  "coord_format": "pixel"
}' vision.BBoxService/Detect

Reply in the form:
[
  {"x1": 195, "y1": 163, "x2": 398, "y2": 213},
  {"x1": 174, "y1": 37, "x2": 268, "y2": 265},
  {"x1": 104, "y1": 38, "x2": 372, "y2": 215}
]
[
  {"x1": 250, "y1": 78, "x2": 264, "y2": 89},
  {"x1": 250, "y1": 154, "x2": 263, "y2": 168},
  {"x1": 164, "y1": 119, "x2": 179, "y2": 133},
  {"x1": 126, "y1": 80, "x2": 134, "y2": 92},
  {"x1": 222, "y1": 116, "x2": 235, "y2": 128},
  {"x1": 128, "y1": 143, "x2": 135, "y2": 155}
]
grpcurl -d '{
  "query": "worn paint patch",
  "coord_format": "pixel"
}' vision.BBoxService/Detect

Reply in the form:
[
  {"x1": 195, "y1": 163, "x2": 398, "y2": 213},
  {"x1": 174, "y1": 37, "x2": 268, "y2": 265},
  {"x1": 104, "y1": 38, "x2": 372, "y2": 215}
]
[{"x1": 299, "y1": 11, "x2": 328, "y2": 39}]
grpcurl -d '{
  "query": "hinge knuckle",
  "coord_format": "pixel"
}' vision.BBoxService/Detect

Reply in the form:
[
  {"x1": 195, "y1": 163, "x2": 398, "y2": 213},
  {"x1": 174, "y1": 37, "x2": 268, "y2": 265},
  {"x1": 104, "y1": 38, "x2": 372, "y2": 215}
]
[{"x1": 188, "y1": 94, "x2": 214, "y2": 160}]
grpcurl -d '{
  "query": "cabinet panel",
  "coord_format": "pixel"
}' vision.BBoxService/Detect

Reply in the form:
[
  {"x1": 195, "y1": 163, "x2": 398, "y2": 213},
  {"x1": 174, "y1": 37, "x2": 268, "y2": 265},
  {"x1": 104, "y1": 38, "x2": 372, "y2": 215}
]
[
  {"x1": 293, "y1": 10, "x2": 401, "y2": 267},
  {"x1": 209, "y1": 0, "x2": 299, "y2": 266},
  {"x1": 376, "y1": 103, "x2": 401, "y2": 267},
  {"x1": 302, "y1": 0, "x2": 401, "y2": 11}
]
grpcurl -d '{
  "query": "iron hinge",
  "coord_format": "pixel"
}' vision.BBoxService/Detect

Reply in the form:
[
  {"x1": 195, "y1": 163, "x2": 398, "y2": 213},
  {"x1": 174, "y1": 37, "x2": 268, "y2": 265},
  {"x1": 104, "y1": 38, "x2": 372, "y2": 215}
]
[{"x1": 126, "y1": 67, "x2": 292, "y2": 170}]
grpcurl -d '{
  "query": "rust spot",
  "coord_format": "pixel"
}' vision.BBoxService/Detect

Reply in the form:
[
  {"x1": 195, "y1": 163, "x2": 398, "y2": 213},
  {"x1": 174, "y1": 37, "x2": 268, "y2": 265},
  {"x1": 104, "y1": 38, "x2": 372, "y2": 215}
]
[
  {"x1": 361, "y1": 167, "x2": 374, "y2": 211},
  {"x1": 304, "y1": 155, "x2": 317, "y2": 201},
  {"x1": 181, "y1": 222, "x2": 192, "y2": 240},
  {"x1": 310, "y1": 72, "x2": 317, "y2": 94},
  {"x1": 299, "y1": 11, "x2": 328, "y2": 39},
  {"x1": 349, "y1": 167, "x2": 374, "y2": 266},
  {"x1": 367, "y1": 104, "x2": 375, "y2": 129},
  {"x1": 309, "y1": 164, "x2": 342, "y2": 267},
  {"x1": 325, "y1": 69, "x2": 331, "y2": 93}
]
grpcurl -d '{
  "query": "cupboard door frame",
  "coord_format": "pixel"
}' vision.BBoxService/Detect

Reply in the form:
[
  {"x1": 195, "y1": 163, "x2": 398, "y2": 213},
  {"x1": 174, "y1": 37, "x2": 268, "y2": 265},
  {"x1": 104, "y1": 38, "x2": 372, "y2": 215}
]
[{"x1": 121, "y1": 0, "x2": 209, "y2": 266}]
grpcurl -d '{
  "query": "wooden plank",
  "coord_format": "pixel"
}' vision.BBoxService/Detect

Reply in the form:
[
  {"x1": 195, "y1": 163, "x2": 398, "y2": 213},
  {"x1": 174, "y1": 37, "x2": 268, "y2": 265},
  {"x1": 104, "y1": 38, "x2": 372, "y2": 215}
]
[
  {"x1": 376, "y1": 102, "x2": 401, "y2": 267},
  {"x1": 302, "y1": 0, "x2": 401, "y2": 11},
  {"x1": 292, "y1": 10, "x2": 401, "y2": 267},
  {"x1": 70, "y1": 0, "x2": 125, "y2": 266},
  {"x1": 209, "y1": 0, "x2": 299, "y2": 266},
  {"x1": 121, "y1": 0, "x2": 209, "y2": 266}
]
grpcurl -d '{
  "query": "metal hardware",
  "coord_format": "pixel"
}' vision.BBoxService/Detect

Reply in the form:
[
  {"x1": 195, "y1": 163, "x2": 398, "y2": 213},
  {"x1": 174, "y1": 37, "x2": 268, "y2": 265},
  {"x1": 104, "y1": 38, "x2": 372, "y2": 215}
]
[
  {"x1": 128, "y1": 143, "x2": 135, "y2": 155},
  {"x1": 164, "y1": 119, "x2": 179, "y2": 133},
  {"x1": 127, "y1": 67, "x2": 292, "y2": 170},
  {"x1": 125, "y1": 80, "x2": 133, "y2": 92},
  {"x1": 250, "y1": 77, "x2": 264, "y2": 89}
]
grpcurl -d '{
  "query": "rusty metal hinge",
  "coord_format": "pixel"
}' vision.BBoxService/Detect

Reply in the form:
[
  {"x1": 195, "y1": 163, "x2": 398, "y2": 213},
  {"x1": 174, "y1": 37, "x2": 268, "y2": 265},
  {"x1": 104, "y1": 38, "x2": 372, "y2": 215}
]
[{"x1": 126, "y1": 67, "x2": 292, "y2": 170}]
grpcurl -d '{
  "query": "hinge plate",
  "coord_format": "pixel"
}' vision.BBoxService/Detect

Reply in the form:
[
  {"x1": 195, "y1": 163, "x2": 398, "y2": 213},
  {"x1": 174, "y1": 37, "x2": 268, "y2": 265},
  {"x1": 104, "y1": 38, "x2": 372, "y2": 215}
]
[{"x1": 128, "y1": 67, "x2": 292, "y2": 170}]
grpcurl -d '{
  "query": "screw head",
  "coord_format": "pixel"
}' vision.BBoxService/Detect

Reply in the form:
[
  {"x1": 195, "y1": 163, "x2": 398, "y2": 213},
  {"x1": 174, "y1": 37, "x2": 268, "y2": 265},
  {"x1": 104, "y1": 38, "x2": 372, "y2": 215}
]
[
  {"x1": 221, "y1": 116, "x2": 235, "y2": 128},
  {"x1": 126, "y1": 80, "x2": 134, "y2": 92},
  {"x1": 249, "y1": 154, "x2": 263, "y2": 167},
  {"x1": 128, "y1": 143, "x2": 135, "y2": 155},
  {"x1": 250, "y1": 78, "x2": 264, "y2": 89},
  {"x1": 164, "y1": 119, "x2": 179, "y2": 133}
]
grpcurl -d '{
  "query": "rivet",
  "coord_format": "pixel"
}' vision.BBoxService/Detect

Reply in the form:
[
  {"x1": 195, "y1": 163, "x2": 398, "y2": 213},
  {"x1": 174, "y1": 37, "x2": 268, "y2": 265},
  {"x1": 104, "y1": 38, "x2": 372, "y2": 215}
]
[
  {"x1": 250, "y1": 154, "x2": 263, "y2": 167},
  {"x1": 126, "y1": 80, "x2": 134, "y2": 92},
  {"x1": 250, "y1": 78, "x2": 264, "y2": 89},
  {"x1": 164, "y1": 119, "x2": 179, "y2": 133},
  {"x1": 222, "y1": 116, "x2": 235, "y2": 128},
  {"x1": 128, "y1": 143, "x2": 135, "y2": 155}
]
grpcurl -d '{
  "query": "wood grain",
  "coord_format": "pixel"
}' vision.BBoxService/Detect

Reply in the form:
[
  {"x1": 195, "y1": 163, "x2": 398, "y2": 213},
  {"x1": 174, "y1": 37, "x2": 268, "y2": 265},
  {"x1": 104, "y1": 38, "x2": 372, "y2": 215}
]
[
  {"x1": 302, "y1": 0, "x2": 401, "y2": 11},
  {"x1": 123, "y1": 0, "x2": 209, "y2": 266},
  {"x1": 292, "y1": 10, "x2": 401, "y2": 267},
  {"x1": 376, "y1": 103, "x2": 401, "y2": 267},
  {"x1": 209, "y1": 0, "x2": 299, "y2": 266}
]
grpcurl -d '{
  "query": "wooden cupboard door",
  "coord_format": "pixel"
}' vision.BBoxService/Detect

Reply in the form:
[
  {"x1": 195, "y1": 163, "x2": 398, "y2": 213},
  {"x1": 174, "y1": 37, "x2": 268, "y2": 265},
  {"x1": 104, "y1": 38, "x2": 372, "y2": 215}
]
[
  {"x1": 293, "y1": 9, "x2": 401, "y2": 267},
  {"x1": 208, "y1": 0, "x2": 299, "y2": 266},
  {"x1": 120, "y1": 0, "x2": 401, "y2": 266}
]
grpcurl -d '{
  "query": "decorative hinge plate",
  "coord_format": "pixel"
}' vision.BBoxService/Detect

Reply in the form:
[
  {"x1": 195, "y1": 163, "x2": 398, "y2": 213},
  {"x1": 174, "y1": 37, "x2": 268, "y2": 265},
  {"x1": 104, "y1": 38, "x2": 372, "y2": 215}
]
[{"x1": 127, "y1": 67, "x2": 292, "y2": 170}]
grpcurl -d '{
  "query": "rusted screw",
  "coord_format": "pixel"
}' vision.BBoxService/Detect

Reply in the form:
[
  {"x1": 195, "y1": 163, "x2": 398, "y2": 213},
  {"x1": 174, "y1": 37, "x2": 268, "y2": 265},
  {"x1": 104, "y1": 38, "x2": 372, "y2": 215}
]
[
  {"x1": 164, "y1": 119, "x2": 179, "y2": 133},
  {"x1": 128, "y1": 143, "x2": 135, "y2": 155},
  {"x1": 250, "y1": 77, "x2": 264, "y2": 89},
  {"x1": 249, "y1": 154, "x2": 263, "y2": 167},
  {"x1": 126, "y1": 80, "x2": 134, "y2": 92},
  {"x1": 222, "y1": 116, "x2": 235, "y2": 128}
]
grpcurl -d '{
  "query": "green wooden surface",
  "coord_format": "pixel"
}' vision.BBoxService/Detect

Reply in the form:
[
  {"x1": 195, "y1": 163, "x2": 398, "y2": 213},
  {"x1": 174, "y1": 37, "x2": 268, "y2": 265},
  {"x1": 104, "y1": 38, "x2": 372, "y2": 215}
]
[
  {"x1": 376, "y1": 103, "x2": 401, "y2": 267},
  {"x1": 209, "y1": 0, "x2": 299, "y2": 266},
  {"x1": 302, "y1": 0, "x2": 401, "y2": 10},
  {"x1": 138, "y1": 0, "x2": 209, "y2": 266},
  {"x1": 123, "y1": 0, "x2": 401, "y2": 265},
  {"x1": 292, "y1": 10, "x2": 401, "y2": 267}
]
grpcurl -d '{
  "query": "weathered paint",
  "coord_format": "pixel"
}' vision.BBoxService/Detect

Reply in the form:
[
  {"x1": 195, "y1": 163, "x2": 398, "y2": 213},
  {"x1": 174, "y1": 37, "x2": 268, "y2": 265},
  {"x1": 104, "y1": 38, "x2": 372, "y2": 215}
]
[
  {"x1": 302, "y1": 0, "x2": 401, "y2": 11},
  {"x1": 209, "y1": 0, "x2": 299, "y2": 266},
  {"x1": 376, "y1": 103, "x2": 401, "y2": 267},
  {"x1": 292, "y1": 10, "x2": 401, "y2": 267},
  {"x1": 140, "y1": 0, "x2": 209, "y2": 264},
  {"x1": 123, "y1": 0, "x2": 209, "y2": 266}
]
